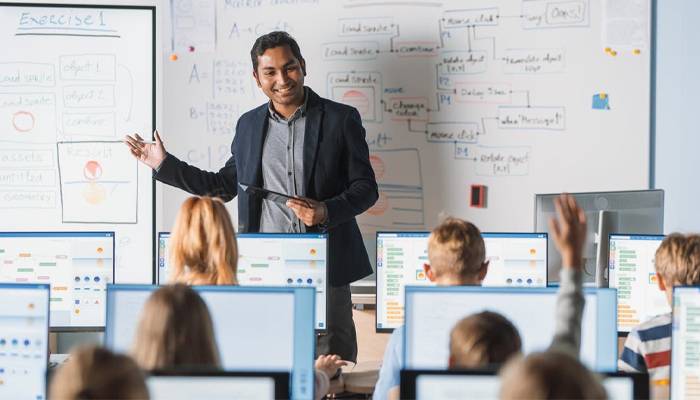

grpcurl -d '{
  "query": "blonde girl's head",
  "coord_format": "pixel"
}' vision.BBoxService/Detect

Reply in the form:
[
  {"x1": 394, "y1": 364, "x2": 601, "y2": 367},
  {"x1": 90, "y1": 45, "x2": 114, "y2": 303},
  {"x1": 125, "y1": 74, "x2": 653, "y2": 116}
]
[{"x1": 170, "y1": 196, "x2": 238, "y2": 285}]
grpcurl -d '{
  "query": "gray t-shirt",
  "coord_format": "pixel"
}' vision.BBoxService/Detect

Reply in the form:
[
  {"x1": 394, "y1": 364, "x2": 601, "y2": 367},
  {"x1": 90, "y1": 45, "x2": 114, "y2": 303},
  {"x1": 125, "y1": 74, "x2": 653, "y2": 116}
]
[{"x1": 259, "y1": 90, "x2": 308, "y2": 233}]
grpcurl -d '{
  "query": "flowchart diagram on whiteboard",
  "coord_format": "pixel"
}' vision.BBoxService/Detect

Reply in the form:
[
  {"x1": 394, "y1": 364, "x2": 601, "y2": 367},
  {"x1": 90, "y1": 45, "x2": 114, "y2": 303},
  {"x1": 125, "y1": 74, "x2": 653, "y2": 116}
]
[{"x1": 163, "y1": 0, "x2": 651, "y2": 235}]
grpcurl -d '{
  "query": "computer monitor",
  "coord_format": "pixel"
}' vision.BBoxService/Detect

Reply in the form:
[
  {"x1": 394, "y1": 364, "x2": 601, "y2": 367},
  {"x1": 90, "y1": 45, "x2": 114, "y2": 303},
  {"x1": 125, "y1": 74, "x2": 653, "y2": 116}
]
[
  {"x1": 0, "y1": 283, "x2": 50, "y2": 400},
  {"x1": 376, "y1": 232, "x2": 548, "y2": 331},
  {"x1": 0, "y1": 232, "x2": 115, "y2": 330},
  {"x1": 105, "y1": 285, "x2": 315, "y2": 400},
  {"x1": 609, "y1": 234, "x2": 669, "y2": 334},
  {"x1": 399, "y1": 370, "x2": 649, "y2": 400},
  {"x1": 400, "y1": 369, "x2": 501, "y2": 399},
  {"x1": 671, "y1": 286, "x2": 700, "y2": 399},
  {"x1": 237, "y1": 234, "x2": 327, "y2": 331},
  {"x1": 156, "y1": 232, "x2": 170, "y2": 284},
  {"x1": 403, "y1": 286, "x2": 617, "y2": 371},
  {"x1": 534, "y1": 190, "x2": 664, "y2": 285},
  {"x1": 157, "y1": 232, "x2": 328, "y2": 331},
  {"x1": 147, "y1": 371, "x2": 290, "y2": 400}
]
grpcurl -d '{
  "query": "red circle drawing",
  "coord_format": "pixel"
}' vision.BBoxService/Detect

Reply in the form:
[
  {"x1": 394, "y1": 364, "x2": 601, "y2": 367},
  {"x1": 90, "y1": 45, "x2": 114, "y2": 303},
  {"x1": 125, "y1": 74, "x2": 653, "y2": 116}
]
[
  {"x1": 12, "y1": 111, "x2": 35, "y2": 132},
  {"x1": 366, "y1": 192, "x2": 388, "y2": 216},
  {"x1": 341, "y1": 90, "x2": 370, "y2": 115},
  {"x1": 83, "y1": 160, "x2": 103, "y2": 181},
  {"x1": 369, "y1": 155, "x2": 385, "y2": 180}
]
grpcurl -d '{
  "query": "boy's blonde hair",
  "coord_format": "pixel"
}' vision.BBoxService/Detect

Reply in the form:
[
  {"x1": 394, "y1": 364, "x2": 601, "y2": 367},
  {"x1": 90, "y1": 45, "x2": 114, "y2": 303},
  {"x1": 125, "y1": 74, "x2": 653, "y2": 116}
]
[
  {"x1": 499, "y1": 351, "x2": 606, "y2": 399},
  {"x1": 131, "y1": 284, "x2": 220, "y2": 370},
  {"x1": 170, "y1": 196, "x2": 238, "y2": 285},
  {"x1": 655, "y1": 233, "x2": 700, "y2": 285},
  {"x1": 449, "y1": 311, "x2": 521, "y2": 369},
  {"x1": 49, "y1": 345, "x2": 148, "y2": 400},
  {"x1": 428, "y1": 217, "x2": 486, "y2": 280}
]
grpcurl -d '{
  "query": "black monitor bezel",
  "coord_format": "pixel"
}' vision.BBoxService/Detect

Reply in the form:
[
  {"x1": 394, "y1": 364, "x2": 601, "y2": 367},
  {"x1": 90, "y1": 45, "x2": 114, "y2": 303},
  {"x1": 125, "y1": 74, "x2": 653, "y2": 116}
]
[{"x1": 148, "y1": 370, "x2": 291, "y2": 400}]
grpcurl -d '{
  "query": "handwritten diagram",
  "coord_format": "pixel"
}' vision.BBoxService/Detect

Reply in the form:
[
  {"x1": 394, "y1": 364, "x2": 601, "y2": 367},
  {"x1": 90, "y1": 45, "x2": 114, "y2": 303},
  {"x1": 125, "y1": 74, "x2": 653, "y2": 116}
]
[
  {"x1": 57, "y1": 141, "x2": 137, "y2": 224},
  {"x1": 163, "y1": 0, "x2": 651, "y2": 233}
]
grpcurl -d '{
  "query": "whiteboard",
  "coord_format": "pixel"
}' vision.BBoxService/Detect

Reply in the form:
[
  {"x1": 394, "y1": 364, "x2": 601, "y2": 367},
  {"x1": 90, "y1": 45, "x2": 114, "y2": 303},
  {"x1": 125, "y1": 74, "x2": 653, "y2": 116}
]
[
  {"x1": 0, "y1": 2, "x2": 157, "y2": 283},
  {"x1": 160, "y1": 0, "x2": 651, "y2": 269}
]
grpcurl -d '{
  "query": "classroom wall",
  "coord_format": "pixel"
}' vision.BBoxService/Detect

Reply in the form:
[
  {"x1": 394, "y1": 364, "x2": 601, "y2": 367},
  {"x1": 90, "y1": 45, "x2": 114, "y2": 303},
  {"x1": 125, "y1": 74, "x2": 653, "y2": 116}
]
[{"x1": 654, "y1": 0, "x2": 700, "y2": 233}]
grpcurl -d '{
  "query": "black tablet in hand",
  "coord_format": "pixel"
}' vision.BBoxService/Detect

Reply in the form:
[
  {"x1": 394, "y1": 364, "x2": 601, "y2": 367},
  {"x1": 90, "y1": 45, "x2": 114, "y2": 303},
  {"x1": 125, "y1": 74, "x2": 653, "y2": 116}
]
[{"x1": 239, "y1": 183, "x2": 311, "y2": 208}]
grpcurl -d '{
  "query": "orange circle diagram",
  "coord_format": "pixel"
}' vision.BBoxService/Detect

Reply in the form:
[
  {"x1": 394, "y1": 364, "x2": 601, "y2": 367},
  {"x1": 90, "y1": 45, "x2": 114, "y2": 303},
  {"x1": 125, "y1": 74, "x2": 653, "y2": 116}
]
[
  {"x1": 83, "y1": 182, "x2": 106, "y2": 205},
  {"x1": 367, "y1": 192, "x2": 389, "y2": 216},
  {"x1": 369, "y1": 155, "x2": 385, "y2": 180},
  {"x1": 84, "y1": 160, "x2": 103, "y2": 181},
  {"x1": 341, "y1": 90, "x2": 369, "y2": 115},
  {"x1": 309, "y1": 248, "x2": 317, "y2": 256},
  {"x1": 12, "y1": 111, "x2": 35, "y2": 132}
]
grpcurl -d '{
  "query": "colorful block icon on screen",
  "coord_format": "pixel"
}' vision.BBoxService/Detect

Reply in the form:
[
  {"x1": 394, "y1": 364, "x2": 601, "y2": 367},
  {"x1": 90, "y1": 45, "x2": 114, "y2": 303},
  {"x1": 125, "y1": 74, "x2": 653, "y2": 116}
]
[
  {"x1": 592, "y1": 93, "x2": 610, "y2": 110},
  {"x1": 649, "y1": 273, "x2": 658, "y2": 284},
  {"x1": 416, "y1": 270, "x2": 426, "y2": 280}
]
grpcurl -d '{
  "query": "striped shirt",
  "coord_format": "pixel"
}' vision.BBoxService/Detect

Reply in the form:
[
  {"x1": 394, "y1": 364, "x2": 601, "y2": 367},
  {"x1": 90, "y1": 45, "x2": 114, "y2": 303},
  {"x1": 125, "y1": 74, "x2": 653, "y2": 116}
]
[{"x1": 619, "y1": 313, "x2": 671, "y2": 386}]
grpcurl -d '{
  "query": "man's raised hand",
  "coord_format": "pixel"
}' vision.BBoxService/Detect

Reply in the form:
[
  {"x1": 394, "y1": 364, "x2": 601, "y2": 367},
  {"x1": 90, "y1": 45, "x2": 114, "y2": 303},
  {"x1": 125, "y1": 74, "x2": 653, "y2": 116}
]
[{"x1": 124, "y1": 130, "x2": 166, "y2": 170}]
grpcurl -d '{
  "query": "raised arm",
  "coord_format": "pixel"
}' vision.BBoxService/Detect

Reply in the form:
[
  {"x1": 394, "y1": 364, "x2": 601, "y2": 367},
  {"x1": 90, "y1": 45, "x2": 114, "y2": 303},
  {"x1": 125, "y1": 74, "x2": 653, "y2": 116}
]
[{"x1": 548, "y1": 194, "x2": 587, "y2": 357}]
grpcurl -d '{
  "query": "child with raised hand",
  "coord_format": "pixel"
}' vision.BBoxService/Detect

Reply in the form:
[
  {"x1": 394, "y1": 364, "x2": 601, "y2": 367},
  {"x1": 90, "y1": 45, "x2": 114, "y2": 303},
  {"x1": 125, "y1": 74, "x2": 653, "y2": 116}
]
[
  {"x1": 619, "y1": 233, "x2": 700, "y2": 388},
  {"x1": 49, "y1": 345, "x2": 148, "y2": 400},
  {"x1": 448, "y1": 193, "x2": 587, "y2": 370},
  {"x1": 499, "y1": 194, "x2": 607, "y2": 399}
]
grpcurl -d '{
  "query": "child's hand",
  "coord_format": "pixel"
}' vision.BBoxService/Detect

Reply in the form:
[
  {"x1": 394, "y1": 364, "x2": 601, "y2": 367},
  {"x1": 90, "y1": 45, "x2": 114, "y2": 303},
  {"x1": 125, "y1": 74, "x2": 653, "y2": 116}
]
[
  {"x1": 548, "y1": 194, "x2": 587, "y2": 269},
  {"x1": 315, "y1": 354, "x2": 347, "y2": 378}
]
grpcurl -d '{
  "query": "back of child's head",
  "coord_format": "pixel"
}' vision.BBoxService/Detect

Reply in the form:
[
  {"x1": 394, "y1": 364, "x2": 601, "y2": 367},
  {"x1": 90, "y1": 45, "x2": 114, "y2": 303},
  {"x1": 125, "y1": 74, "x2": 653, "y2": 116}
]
[
  {"x1": 49, "y1": 345, "x2": 148, "y2": 400},
  {"x1": 655, "y1": 233, "x2": 700, "y2": 285},
  {"x1": 131, "y1": 284, "x2": 220, "y2": 370},
  {"x1": 170, "y1": 196, "x2": 238, "y2": 285},
  {"x1": 428, "y1": 217, "x2": 486, "y2": 280},
  {"x1": 499, "y1": 351, "x2": 606, "y2": 399},
  {"x1": 449, "y1": 311, "x2": 521, "y2": 369}
]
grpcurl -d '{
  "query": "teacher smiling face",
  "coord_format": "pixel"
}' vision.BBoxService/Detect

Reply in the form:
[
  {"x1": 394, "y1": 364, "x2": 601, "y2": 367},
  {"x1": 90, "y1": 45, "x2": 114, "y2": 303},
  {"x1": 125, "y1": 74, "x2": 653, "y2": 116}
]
[{"x1": 252, "y1": 43, "x2": 307, "y2": 119}]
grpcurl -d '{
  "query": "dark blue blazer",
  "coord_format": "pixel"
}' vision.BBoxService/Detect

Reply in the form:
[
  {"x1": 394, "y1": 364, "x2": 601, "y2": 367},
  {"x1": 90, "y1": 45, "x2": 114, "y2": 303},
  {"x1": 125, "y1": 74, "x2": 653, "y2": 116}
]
[{"x1": 155, "y1": 87, "x2": 378, "y2": 286}]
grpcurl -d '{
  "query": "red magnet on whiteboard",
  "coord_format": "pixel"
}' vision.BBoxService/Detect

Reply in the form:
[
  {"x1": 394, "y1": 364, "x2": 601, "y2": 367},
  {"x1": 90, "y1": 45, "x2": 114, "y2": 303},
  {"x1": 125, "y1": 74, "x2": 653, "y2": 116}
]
[
  {"x1": 470, "y1": 185, "x2": 487, "y2": 208},
  {"x1": 188, "y1": 46, "x2": 195, "y2": 52}
]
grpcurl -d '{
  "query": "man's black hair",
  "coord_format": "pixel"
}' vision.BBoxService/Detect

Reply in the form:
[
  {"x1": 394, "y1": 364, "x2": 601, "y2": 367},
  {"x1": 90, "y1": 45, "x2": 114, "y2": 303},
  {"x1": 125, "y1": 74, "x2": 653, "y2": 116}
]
[{"x1": 250, "y1": 31, "x2": 306, "y2": 74}]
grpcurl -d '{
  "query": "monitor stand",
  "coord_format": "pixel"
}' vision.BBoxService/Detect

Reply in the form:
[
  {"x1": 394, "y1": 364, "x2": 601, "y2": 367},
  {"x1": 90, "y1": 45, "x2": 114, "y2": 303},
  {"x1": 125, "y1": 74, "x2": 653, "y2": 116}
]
[{"x1": 595, "y1": 210, "x2": 616, "y2": 288}]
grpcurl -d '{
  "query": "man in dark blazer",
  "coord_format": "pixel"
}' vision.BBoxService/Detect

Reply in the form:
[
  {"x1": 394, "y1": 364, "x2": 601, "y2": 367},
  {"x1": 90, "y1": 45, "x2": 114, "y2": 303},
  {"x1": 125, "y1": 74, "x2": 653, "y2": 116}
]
[{"x1": 125, "y1": 31, "x2": 377, "y2": 362}]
